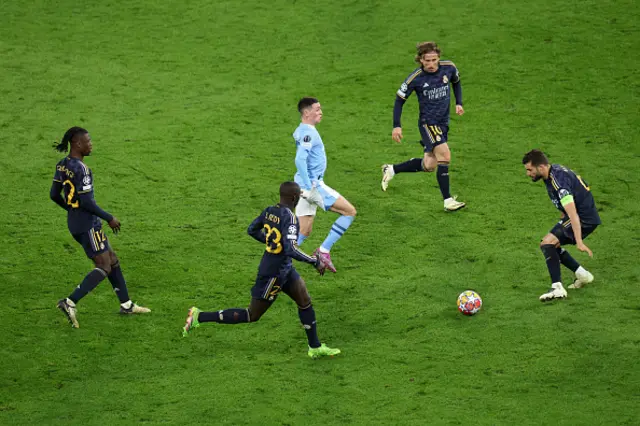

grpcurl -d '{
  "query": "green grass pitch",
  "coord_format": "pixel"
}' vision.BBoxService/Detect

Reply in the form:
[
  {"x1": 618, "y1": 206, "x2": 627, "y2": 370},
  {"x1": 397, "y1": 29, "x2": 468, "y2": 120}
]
[{"x1": 1, "y1": 0, "x2": 639, "y2": 424}]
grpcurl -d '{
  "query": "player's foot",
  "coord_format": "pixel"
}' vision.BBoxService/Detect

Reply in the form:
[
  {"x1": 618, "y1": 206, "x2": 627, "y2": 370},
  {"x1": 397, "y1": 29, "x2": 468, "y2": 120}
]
[
  {"x1": 539, "y1": 282, "x2": 567, "y2": 302},
  {"x1": 308, "y1": 343, "x2": 341, "y2": 359},
  {"x1": 381, "y1": 164, "x2": 395, "y2": 191},
  {"x1": 119, "y1": 302, "x2": 151, "y2": 314},
  {"x1": 57, "y1": 298, "x2": 79, "y2": 328},
  {"x1": 314, "y1": 248, "x2": 337, "y2": 273},
  {"x1": 444, "y1": 196, "x2": 466, "y2": 212},
  {"x1": 568, "y1": 269, "x2": 594, "y2": 289},
  {"x1": 182, "y1": 306, "x2": 201, "y2": 337}
]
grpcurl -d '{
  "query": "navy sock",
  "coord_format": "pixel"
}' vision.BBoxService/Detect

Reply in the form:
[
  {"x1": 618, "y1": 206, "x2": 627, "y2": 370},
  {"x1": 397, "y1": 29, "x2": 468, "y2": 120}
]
[
  {"x1": 69, "y1": 268, "x2": 108, "y2": 303},
  {"x1": 199, "y1": 309, "x2": 249, "y2": 324},
  {"x1": 298, "y1": 305, "x2": 321, "y2": 348},
  {"x1": 557, "y1": 248, "x2": 580, "y2": 272},
  {"x1": 393, "y1": 158, "x2": 423, "y2": 173},
  {"x1": 437, "y1": 164, "x2": 451, "y2": 199},
  {"x1": 541, "y1": 244, "x2": 562, "y2": 283},
  {"x1": 107, "y1": 263, "x2": 130, "y2": 304}
]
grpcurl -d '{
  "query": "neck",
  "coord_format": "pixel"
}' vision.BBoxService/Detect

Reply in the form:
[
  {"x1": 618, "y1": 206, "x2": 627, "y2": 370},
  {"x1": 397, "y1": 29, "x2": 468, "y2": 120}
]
[
  {"x1": 69, "y1": 151, "x2": 84, "y2": 161},
  {"x1": 301, "y1": 119, "x2": 315, "y2": 127},
  {"x1": 541, "y1": 165, "x2": 551, "y2": 180},
  {"x1": 279, "y1": 200, "x2": 294, "y2": 209}
]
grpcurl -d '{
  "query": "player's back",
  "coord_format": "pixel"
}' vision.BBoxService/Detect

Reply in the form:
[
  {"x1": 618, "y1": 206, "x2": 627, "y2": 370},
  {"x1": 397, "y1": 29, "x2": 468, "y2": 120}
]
[
  {"x1": 547, "y1": 164, "x2": 601, "y2": 225},
  {"x1": 53, "y1": 156, "x2": 101, "y2": 234},
  {"x1": 253, "y1": 204, "x2": 298, "y2": 277}
]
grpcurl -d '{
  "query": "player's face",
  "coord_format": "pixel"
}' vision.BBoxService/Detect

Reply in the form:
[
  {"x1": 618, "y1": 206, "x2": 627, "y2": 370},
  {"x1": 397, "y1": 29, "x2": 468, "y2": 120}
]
[
  {"x1": 420, "y1": 52, "x2": 440, "y2": 73},
  {"x1": 72, "y1": 133, "x2": 93, "y2": 156},
  {"x1": 305, "y1": 103, "x2": 323, "y2": 125},
  {"x1": 524, "y1": 162, "x2": 543, "y2": 182}
]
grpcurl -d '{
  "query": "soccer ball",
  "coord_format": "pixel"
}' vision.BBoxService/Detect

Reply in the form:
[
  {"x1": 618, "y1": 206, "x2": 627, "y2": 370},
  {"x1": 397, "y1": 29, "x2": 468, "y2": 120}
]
[{"x1": 457, "y1": 290, "x2": 482, "y2": 316}]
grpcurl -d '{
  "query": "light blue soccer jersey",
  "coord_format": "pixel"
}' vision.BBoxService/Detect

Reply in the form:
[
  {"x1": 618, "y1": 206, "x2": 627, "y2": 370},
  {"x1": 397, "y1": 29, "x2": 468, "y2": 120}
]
[{"x1": 293, "y1": 123, "x2": 327, "y2": 190}]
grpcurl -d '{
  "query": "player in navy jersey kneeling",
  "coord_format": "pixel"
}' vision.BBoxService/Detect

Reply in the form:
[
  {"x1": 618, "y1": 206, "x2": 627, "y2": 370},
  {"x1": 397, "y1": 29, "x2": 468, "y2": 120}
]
[{"x1": 523, "y1": 150, "x2": 601, "y2": 301}]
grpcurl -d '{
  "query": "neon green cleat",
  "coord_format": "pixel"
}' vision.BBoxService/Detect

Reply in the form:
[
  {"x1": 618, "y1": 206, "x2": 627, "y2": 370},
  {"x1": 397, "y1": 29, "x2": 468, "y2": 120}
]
[
  {"x1": 182, "y1": 307, "x2": 201, "y2": 337},
  {"x1": 308, "y1": 343, "x2": 341, "y2": 359}
]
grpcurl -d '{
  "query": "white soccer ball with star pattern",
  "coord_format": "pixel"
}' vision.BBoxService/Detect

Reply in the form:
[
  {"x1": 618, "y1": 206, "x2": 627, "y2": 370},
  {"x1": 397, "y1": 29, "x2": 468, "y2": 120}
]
[{"x1": 457, "y1": 290, "x2": 482, "y2": 316}]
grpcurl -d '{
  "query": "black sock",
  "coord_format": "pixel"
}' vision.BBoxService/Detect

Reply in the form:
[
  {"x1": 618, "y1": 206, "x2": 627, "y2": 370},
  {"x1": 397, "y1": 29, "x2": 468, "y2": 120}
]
[
  {"x1": 393, "y1": 158, "x2": 423, "y2": 173},
  {"x1": 69, "y1": 268, "x2": 108, "y2": 304},
  {"x1": 557, "y1": 248, "x2": 580, "y2": 273},
  {"x1": 541, "y1": 244, "x2": 562, "y2": 283},
  {"x1": 298, "y1": 305, "x2": 321, "y2": 348},
  {"x1": 108, "y1": 263, "x2": 130, "y2": 304},
  {"x1": 199, "y1": 309, "x2": 249, "y2": 324},
  {"x1": 437, "y1": 164, "x2": 451, "y2": 199}
]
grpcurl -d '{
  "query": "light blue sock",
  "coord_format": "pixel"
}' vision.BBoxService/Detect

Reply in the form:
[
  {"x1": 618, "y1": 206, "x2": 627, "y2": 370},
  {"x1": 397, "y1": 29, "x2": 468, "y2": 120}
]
[
  {"x1": 320, "y1": 215, "x2": 355, "y2": 251},
  {"x1": 297, "y1": 233, "x2": 308, "y2": 246}
]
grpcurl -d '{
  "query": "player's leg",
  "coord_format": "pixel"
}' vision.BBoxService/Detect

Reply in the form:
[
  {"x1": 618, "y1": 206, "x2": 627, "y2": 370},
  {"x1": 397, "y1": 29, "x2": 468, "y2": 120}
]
[
  {"x1": 561, "y1": 223, "x2": 598, "y2": 289},
  {"x1": 57, "y1": 228, "x2": 112, "y2": 328},
  {"x1": 538, "y1": 229, "x2": 568, "y2": 301},
  {"x1": 315, "y1": 183, "x2": 355, "y2": 272},
  {"x1": 295, "y1": 196, "x2": 318, "y2": 246},
  {"x1": 105, "y1": 248, "x2": 151, "y2": 314},
  {"x1": 381, "y1": 124, "x2": 433, "y2": 191},
  {"x1": 182, "y1": 275, "x2": 280, "y2": 336},
  {"x1": 283, "y1": 270, "x2": 340, "y2": 358},
  {"x1": 433, "y1": 140, "x2": 465, "y2": 212}
]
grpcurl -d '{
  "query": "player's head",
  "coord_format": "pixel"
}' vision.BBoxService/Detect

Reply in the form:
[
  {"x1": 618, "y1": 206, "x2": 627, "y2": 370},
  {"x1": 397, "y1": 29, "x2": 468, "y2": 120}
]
[
  {"x1": 415, "y1": 41, "x2": 441, "y2": 73},
  {"x1": 522, "y1": 149, "x2": 550, "y2": 182},
  {"x1": 280, "y1": 181, "x2": 301, "y2": 207},
  {"x1": 56, "y1": 127, "x2": 92, "y2": 156},
  {"x1": 298, "y1": 97, "x2": 322, "y2": 125}
]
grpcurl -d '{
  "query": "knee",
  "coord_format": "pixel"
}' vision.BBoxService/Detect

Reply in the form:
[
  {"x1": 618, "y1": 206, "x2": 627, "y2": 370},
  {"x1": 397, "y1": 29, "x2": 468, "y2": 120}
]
[
  {"x1": 96, "y1": 261, "x2": 111, "y2": 275},
  {"x1": 346, "y1": 206, "x2": 357, "y2": 217}
]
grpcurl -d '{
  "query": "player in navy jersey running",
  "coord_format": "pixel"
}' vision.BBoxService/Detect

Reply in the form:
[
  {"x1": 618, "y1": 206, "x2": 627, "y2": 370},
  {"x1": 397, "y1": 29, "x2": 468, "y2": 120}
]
[
  {"x1": 182, "y1": 181, "x2": 340, "y2": 359},
  {"x1": 50, "y1": 127, "x2": 150, "y2": 328},
  {"x1": 522, "y1": 150, "x2": 601, "y2": 301},
  {"x1": 381, "y1": 41, "x2": 466, "y2": 212},
  {"x1": 293, "y1": 97, "x2": 356, "y2": 272}
]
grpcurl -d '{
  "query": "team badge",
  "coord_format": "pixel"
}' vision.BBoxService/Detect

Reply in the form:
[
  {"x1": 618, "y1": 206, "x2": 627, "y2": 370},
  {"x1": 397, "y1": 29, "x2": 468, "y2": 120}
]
[
  {"x1": 443, "y1": 75, "x2": 449, "y2": 84},
  {"x1": 436, "y1": 136, "x2": 442, "y2": 142},
  {"x1": 83, "y1": 175, "x2": 91, "y2": 185}
]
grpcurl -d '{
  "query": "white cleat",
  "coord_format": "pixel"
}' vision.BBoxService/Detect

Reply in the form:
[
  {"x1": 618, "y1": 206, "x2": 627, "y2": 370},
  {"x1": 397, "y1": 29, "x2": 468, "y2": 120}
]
[
  {"x1": 381, "y1": 164, "x2": 395, "y2": 191},
  {"x1": 444, "y1": 196, "x2": 466, "y2": 212},
  {"x1": 568, "y1": 269, "x2": 594, "y2": 289},
  {"x1": 539, "y1": 282, "x2": 568, "y2": 302}
]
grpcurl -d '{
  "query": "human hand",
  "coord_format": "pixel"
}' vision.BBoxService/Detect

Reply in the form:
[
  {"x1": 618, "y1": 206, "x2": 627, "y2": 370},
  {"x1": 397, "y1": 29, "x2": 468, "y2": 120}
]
[{"x1": 392, "y1": 127, "x2": 403, "y2": 143}]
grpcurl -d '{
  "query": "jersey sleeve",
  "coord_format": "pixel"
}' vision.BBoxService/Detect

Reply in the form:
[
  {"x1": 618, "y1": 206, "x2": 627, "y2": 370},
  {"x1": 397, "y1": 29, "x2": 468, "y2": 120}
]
[
  {"x1": 450, "y1": 64, "x2": 461, "y2": 84},
  {"x1": 247, "y1": 209, "x2": 267, "y2": 243},
  {"x1": 396, "y1": 72, "x2": 417, "y2": 100},
  {"x1": 74, "y1": 166, "x2": 93, "y2": 195},
  {"x1": 53, "y1": 165, "x2": 63, "y2": 182},
  {"x1": 282, "y1": 213, "x2": 316, "y2": 264},
  {"x1": 551, "y1": 172, "x2": 575, "y2": 207}
]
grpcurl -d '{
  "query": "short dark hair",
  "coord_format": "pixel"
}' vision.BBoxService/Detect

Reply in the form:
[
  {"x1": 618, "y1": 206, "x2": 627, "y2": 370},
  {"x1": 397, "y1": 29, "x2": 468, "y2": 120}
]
[
  {"x1": 297, "y1": 97, "x2": 319, "y2": 113},
  {"x1": 54, "y1": 127, "x2": 88, "y2": 152},
  {"x1": 415, "y1": 41, "x2": 441, "y2": 63},
  {"x1": 280, "y1": 181, "x2": 300, "y2": 198},
  {"x1": 522, "y1": 149, "x2": 549, "y2": 166}
]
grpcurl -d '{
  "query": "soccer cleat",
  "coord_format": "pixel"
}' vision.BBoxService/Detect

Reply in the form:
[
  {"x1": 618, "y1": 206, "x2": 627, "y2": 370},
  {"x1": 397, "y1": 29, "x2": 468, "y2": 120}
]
[
  {"x1": 381, "y1": 164, "x2": 395, "y2": 191},
  {"x1": 444, "y1": 196, "x2": 466, "y2": 212},
  {"x1": 568, "y1": 269, "x2": 594, "y2": 289},
  {"x1": 120, "y1": 303, "x2": 151, "y2": 314},
  {"x1": 308, "y1": 343, "x2": 341, "y2": 359},
  {"x1": 182, "y1": 306, "x2": 201, "y2": 337},
  {"x1": 539, "y1": 282, "x2": 568, "y2": 302},
  {"x1": 57, "y1": 298, "x2": 79, "y2": 328},
  {"x1": 314, "y1": 248, "x2": 337, "y2": 273}
]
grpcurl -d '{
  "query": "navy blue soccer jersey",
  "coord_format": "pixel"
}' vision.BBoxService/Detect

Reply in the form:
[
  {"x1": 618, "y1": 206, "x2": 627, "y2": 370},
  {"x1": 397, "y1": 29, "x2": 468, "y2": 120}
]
[
  {"x1": 52, "y1": 157, "x2": 112, "y2": 234},
  {"x1": 545, "y1": 164, "x2": 601, "y2": 225},
  {"x1": 396, "y1": 61, "x2": 460, "y2": 125},
  {"x1": 247, "y1": 204, "x2": 317, "y2": 277}
]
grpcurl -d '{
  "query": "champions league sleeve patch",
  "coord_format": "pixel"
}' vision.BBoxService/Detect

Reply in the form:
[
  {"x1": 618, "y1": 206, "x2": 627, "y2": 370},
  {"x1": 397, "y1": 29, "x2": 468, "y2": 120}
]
[
  {"x1": 287, "y1": 225, "x2": 298, "y2": 240},
  {"x1": 301, "y1": 134, "x2": 312, "y2": 149}
]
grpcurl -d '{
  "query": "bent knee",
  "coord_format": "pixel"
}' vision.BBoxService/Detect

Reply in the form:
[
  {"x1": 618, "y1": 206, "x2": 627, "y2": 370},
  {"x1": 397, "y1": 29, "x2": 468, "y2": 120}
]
[{"x1": 95, "y1": 263, "x2": 111, "y2": 275}]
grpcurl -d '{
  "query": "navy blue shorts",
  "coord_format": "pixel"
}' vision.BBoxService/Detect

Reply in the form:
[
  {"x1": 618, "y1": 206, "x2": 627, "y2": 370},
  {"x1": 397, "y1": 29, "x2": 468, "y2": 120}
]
[
  {"x1": 419, "y1": 122, "x2": 449, "y2": 153},
  {"x1": 251, "y1": 267, "x2": 300, "y2": 302},
  {"x1": 550, "y1": 219, "x2": 598, "y2": 246},
  {"x1": 72, "y1": 227, "x2": 110, "y2": 259}
]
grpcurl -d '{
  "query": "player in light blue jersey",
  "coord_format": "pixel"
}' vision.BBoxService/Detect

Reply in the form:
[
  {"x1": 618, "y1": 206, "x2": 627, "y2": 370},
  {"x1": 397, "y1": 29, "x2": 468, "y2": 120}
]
[{"x1": 293, "y1": 97, "x2": 357, "y2": 272}]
